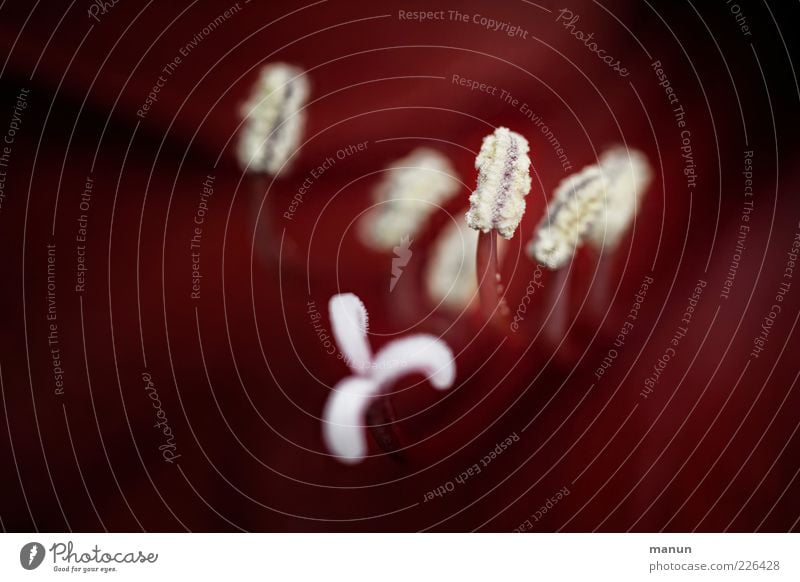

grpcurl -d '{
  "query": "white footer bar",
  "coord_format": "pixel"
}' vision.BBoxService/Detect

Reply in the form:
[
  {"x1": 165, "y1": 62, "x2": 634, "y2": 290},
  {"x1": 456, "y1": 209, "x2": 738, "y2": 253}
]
[{"x1": 1, "y1": 533, "x2": 797, "y2": 580}]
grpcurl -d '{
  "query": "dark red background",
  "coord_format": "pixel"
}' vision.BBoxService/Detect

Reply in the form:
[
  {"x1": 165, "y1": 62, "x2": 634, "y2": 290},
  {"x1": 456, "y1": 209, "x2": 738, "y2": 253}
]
[{"x1": 0, "y1": 0, "x2": 799, "y2": 531}]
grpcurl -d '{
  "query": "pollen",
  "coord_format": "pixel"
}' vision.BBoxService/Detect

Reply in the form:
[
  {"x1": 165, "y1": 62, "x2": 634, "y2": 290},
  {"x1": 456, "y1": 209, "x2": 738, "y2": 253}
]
[
  {"x1": 359, "y1": 148, "x2": 461, "y2": 250},
  {"x1": 426, "y1": 218, "x2": 479, "y2": 309},
  {"x1": 237, "y1": 63, "x2": 310, "y2": 175},
  {"x1": 588, "y1": 146, "x2": 652, "y2": 251},
  {"x1": 465, "y1": 127, "x2": 532, "y2": 239},
  {"x1": 528, "y1": 165, "x2": 608, "y2": 269}
]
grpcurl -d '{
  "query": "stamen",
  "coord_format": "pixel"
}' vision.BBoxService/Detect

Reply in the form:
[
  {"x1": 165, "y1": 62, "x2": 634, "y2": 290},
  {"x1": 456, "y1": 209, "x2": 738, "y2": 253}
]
[
  {"x1": 426, "y1": 219, "x2": 479, "y2": 309},
  {"x1": 527, "y1": 165, "x2": 607, "y2": 347},
  {"x1": 237, "y1": 63, "x2": 309, "y2": 176},
  {"x1": 323, "y1": 293, "x2": 456, "y2": 464},
  {"x1": 359, "y1": 148, "x2": 460, "y2": 250},
  {"x1": 465, "y1": 127, "x2": 532, "y2": 240},
  {"x1": 476, "y1": 228, "x2": 502, "y2": 321},
  {"x1": 588, "y1": 146, "x2": 652, "y2": 251},
  {"x1": 527, "y1": 165, "x2": 607, "y2": 269},
  {"x1": 466, "y1": 127, "x2": 532, "y2": 323},
  {"x1": 585, "y1": 147, "x2": 652, "y2": 317}
]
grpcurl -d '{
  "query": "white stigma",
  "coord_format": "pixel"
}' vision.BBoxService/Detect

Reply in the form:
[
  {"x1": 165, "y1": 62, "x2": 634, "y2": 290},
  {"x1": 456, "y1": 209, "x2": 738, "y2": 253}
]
[
  {"x1": 359, "y1": 148, "x2": 460, "y2": 250},
  {"x1": 528, "y1": 165, "x2": 608, "y2": 269},
  {"x1": 322, "y1": 293, "x2": 456, "y2": 464},
  {"x1": 237, "y1": 63, "x2": 309, "y2": 176},
  {"x1": 329, "y1": 293, "x2": 372, "y2": 374},
  {"x1": 588, "y1": 146, "x2": 652, "y2": 251},
  {"x1": 465, "y1": 127, "x2": 532, "y2": 240}
]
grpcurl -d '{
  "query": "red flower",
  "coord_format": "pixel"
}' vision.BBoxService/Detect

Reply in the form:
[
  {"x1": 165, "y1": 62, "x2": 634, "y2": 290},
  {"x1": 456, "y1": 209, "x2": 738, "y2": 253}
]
[{"x1": 0, "y1": 0, "x2": 798, "y2": 532}]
